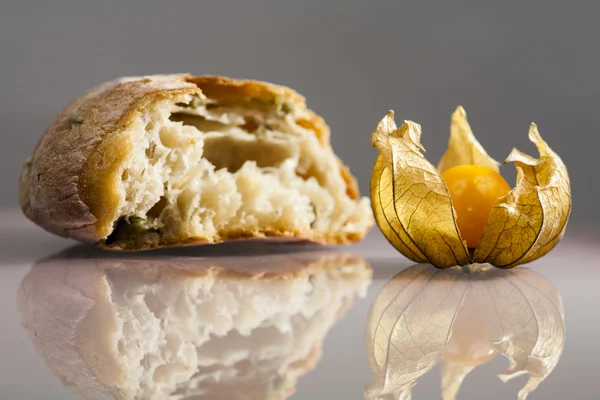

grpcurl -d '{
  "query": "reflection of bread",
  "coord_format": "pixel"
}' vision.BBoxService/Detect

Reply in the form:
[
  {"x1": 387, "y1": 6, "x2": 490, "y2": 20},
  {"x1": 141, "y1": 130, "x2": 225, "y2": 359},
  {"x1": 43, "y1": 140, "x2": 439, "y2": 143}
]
[
  {"x1": 18, "y1": 249, "x2": 371, "y2": 400},
  {"x1": 19, "y1": 75, "x2": 372, "y2": 250}
]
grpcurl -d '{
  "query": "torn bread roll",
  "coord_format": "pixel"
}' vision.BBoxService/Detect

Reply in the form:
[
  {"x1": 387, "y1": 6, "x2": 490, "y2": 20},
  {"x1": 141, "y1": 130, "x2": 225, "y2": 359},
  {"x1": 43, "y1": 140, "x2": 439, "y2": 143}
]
[
  {"x1": 19, "y1": 75, "x2": 373, "y2": 250},
  {"x1": 18, "y1": 248, "x2": 371, "y2": 400}
]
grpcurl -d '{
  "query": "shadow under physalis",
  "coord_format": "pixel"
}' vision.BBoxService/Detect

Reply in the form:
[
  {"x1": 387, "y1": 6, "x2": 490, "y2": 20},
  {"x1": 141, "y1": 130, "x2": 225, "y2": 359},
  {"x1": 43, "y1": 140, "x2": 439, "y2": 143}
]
[
  {"x1": 364, "y1": 263, "x2": 564, "y2": 400},
  {"x1": 370, "y1": 107, "x2": 571, "y2": 268}
]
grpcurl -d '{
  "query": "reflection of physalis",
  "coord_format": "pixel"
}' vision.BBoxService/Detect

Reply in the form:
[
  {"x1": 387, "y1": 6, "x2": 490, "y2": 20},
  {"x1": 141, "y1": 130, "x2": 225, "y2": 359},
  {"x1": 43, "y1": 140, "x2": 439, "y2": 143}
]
[
  {"x1": 371, "y1": 107, "x2": 571, "y2": 268},
  {"x1": 18, "y1": 248, "x2": 371, "y2": 400},
  {"x1": 365, "y1": 264, "x2": 564, "y2": 400}
]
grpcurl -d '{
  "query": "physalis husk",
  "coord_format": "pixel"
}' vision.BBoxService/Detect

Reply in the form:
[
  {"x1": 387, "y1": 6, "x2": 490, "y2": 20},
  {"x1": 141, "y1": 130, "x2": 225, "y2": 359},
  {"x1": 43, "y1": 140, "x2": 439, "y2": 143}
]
[{"x1": 371, "y1": 107, "x2": 571, "y2": 268}]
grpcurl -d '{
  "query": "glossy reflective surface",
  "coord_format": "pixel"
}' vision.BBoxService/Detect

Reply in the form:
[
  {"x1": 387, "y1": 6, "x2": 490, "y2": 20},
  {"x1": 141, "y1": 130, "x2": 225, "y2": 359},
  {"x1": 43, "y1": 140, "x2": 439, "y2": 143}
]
[
  {"x1": 1, "y1": 211, "x2": 599, "y2": 399},
  {"x1": 365, "y1": 264, "x2": 564, "y2": 400}
]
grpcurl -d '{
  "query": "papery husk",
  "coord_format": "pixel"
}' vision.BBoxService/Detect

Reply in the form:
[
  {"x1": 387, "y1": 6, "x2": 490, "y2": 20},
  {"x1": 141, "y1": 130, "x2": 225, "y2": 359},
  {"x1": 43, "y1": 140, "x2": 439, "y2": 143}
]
[
  {"x1": 474, "y1": 124, "x2": 571, "y2": 267},
  {"x1": 438, "y1": 106, "x2": 499, "y2": 174},
  {"x1": 371, "y1": 112, "x2": 470, "y2": 268},
  {"x1": 371, "y1": 107, "x2": 571, "y2": 268}
]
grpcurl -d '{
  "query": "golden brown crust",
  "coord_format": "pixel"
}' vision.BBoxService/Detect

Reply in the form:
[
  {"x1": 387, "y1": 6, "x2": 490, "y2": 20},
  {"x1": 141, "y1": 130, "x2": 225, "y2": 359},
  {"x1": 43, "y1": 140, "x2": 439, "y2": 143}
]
[
  {"x1": 191, "y1": 75, "x2": 334, "y2": 145},
  {"x1": 339, "y1": 162, "x2": 360, "y2": 200},
  {"x1": 102, "y1": 226, "x2": 367, "y2": 251},
  {"x1": 20, "y1": 75, "x2": 200, "y2": 241},
  {"x1": 20, "y1": 74, "x2": 368, "y2": 249},
  {"x1": 189, "y1": 75, "x2": 306, "y2": 108}
]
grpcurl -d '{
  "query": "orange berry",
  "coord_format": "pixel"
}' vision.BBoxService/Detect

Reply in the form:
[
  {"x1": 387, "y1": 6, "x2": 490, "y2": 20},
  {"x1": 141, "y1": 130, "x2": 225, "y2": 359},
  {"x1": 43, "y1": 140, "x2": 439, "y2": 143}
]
[{"x1": 442, "y1": 165, "x2": 511, "y2": 249}]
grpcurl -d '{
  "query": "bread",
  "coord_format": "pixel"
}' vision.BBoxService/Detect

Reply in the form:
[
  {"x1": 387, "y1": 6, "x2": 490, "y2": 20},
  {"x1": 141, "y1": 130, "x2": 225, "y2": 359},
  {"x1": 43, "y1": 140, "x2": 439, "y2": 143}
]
[
  {"x1": 19, "y1": 75, "x2": 373, "y2": 250},
  {"x1": 18, "y1": 247, "x2": 371, "y2": 400}
]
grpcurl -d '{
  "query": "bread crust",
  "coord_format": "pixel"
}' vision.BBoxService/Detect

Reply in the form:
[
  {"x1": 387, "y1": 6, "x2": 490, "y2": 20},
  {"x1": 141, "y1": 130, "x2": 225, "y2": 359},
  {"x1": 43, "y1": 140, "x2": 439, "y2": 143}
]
[
  {"x1": 20, "y1": 75, "x2": 199, "y2": 241},
  {"x1": 20, "y1": 74, "x2": 368, "y2": 248}
]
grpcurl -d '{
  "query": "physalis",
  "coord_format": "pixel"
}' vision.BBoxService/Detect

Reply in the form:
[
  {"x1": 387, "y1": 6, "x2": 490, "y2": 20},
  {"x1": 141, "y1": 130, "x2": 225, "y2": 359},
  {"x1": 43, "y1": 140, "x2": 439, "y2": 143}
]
[{"x1": 371, "y1": 107, "x2": 571, "y2": 268}]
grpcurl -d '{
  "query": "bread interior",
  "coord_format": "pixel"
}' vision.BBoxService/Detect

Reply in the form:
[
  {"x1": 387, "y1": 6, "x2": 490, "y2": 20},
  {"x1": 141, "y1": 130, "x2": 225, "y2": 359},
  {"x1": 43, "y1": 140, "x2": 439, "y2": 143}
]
[{"x1": 108, "y1": 93, "x2": 370, "y2": 247}]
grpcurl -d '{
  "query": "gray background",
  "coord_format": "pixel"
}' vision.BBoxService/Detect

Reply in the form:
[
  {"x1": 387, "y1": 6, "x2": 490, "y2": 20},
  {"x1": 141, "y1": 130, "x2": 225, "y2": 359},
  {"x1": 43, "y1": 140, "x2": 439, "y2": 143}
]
[{"x1": 2, "y1": 0, "x2": 599, "y2": 231}]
